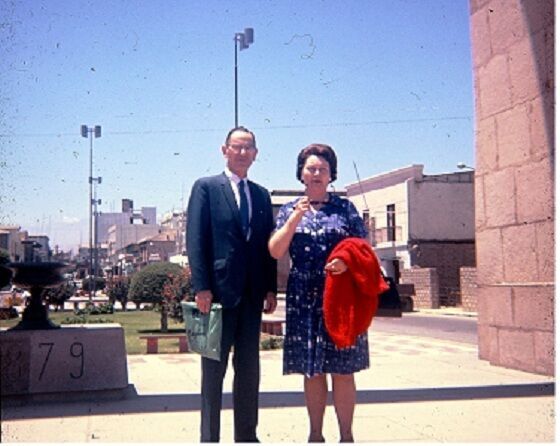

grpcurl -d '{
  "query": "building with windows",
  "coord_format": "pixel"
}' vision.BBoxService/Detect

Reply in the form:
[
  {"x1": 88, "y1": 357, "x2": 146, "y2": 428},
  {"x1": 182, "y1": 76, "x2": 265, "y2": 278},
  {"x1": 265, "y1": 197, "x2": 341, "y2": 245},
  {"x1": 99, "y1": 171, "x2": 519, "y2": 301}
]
[
  {"x1": 96, "y1": 199, "x2": 157, "y2": 245},
  {"x1": 107, "y1": 223, "x2": 160, "y2": 261},
  {"x1": 138, "y1": 231, "x2": 177, "y2": 266},
  {"x1": 160, "y1": 209, "x2": 186, "y2": 256},
  {"x1": 346, "y1": 164, "x2": 475, "y2": 305},
  {"x1": 26, "y1": 235, "x2": 51, "y2": 262},
  {"x1": 0, "y1": 226, "x2": 27, "y2": 261}
]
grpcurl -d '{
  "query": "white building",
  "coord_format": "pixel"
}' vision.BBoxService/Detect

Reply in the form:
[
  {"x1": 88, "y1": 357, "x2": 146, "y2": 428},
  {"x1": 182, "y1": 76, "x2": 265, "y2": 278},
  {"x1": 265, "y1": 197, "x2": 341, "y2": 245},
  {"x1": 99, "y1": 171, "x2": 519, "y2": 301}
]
[
  {"x1": 96, "y1": 199, "x2": 157, "y2": 245},
  {"x1": 346, "y1": 164, "x2": 475, "y2": 304},
  {"x1": 160, "y1": 209, "x2": 186, "y2": 256}
]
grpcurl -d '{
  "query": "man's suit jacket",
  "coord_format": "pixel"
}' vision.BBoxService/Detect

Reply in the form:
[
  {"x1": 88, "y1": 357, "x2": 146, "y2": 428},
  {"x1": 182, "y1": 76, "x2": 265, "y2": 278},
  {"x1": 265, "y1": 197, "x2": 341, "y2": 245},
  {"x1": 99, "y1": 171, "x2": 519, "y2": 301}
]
[{"x1": 186, "y1": 173, "x2": 277, "y2": 308}]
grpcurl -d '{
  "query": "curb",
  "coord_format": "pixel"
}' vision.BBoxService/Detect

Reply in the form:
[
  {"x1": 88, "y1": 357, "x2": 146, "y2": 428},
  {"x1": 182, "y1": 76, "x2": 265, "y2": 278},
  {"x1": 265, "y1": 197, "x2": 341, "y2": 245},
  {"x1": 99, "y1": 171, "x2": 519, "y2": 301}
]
[{"x1": 414, "y1": 308, "x2": 478, "y2": 318}]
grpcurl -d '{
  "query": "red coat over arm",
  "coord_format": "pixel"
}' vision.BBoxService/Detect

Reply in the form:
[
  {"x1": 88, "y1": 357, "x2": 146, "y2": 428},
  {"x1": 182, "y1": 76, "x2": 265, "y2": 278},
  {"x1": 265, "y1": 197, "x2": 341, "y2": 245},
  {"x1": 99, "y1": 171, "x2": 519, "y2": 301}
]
[{"x1": 323, "y1": 237, "x2": 389, "y2": 348}]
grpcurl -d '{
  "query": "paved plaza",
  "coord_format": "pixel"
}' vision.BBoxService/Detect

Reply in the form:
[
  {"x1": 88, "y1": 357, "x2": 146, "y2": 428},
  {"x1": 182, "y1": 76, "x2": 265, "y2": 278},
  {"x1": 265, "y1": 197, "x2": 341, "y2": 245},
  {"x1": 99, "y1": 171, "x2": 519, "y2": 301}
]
[{"x1": 1, "y1": 316, "x2": 555, "y2": 443}]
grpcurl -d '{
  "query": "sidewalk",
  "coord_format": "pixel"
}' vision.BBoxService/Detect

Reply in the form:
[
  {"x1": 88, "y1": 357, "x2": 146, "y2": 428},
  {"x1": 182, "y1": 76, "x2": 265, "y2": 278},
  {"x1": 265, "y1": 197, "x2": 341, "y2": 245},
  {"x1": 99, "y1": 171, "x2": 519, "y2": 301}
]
[{"x1": 1, "y1": 328, "x2": 554, "y2": 443}]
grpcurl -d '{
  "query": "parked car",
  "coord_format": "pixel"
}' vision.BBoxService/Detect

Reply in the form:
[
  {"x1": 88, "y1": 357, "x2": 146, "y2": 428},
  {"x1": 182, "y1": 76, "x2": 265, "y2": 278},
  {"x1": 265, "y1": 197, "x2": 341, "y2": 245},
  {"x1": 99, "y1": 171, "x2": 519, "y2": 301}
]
[
  {"x1": 376, "y1": 276, "x2": 415, "y2": 317},
  {"x1": 396, "y1": 282, "x2": 415, "y2": 312},
  {"x1": 377, "y1": 275, "x2": 402, "y2": 317}
]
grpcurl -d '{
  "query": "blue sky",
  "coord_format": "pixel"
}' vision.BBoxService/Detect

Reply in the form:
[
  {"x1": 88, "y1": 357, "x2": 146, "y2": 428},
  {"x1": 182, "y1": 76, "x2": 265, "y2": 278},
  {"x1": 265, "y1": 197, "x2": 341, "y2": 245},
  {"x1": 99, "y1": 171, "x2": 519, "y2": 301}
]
[{"x1": 0, "y1": 0, "x2": 474, "y2": 252}]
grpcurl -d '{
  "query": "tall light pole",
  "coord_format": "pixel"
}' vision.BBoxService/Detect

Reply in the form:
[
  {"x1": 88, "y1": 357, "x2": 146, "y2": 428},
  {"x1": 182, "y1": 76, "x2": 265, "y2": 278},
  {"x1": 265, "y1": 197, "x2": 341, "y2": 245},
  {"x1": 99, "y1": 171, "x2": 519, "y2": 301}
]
[
  {"x1": 81, "y1": 124, "x2": 102, "y2": 300},
  {"x1": 234, "y1": 28, "x2": 254, "y2": 127}
]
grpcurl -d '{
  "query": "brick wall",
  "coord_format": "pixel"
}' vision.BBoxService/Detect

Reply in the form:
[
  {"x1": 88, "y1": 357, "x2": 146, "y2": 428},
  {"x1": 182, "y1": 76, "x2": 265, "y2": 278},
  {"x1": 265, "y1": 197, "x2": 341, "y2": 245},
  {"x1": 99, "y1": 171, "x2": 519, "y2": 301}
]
[
  {"x1": 470, "y1": 0, "x2": 554, "y2": 375},
  {"x1": 401, "y1": 268, "x2": 439, "y2": 309},
  {"x1": 413, "y1": 241, "x2": 475, "y2": 306},
  {"x1": 460, "y1": 267, "x2": 477, "y2": 312}
]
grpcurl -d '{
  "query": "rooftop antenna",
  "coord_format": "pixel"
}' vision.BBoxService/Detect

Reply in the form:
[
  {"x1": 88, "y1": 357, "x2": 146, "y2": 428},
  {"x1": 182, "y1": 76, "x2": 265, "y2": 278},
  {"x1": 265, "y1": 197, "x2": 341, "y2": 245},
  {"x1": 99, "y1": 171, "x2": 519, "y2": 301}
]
[{"x1": 352, "y1": 161, "x2": 369, "y2": 213}]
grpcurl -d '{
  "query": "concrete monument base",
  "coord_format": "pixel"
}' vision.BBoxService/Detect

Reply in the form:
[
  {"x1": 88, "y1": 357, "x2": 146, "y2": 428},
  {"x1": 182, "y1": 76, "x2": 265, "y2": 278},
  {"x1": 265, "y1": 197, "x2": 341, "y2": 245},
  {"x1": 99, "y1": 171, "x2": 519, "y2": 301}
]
[{"x1": 0, "y1": 324, "x2": 129, "y2": 401}]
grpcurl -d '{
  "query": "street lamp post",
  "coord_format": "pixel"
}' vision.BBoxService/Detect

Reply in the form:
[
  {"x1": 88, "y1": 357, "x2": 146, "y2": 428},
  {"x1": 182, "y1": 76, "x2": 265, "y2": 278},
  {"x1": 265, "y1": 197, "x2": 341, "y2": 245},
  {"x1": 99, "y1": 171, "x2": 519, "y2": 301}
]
[
  {"x1": 80, "y1": 124, "x2": 102, "y2": 300},
  {"x1": 234, "y1": 28, "x2": 254, "y2": 127},
  {"x1": 93, "y1": 184, "x2": 102, "y2": 287}
]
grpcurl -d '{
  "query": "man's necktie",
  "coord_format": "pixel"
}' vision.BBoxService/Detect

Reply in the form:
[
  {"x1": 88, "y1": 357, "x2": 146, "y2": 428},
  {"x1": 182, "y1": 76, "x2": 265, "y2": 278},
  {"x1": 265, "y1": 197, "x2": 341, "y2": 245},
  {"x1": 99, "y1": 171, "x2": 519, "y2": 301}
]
[{"x1": 238, "y1": 180, "x2": 249, "y2": 238}]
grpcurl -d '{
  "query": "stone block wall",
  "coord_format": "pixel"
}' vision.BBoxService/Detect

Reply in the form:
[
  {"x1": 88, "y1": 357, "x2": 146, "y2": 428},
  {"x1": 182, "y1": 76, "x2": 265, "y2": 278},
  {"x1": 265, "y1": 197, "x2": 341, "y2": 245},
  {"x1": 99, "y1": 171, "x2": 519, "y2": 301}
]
[
  {"x1": 470, "y1": 0, "x2": 554, "y2": 375},
  {"x1": 460, "y1": 267, "x2": 478, "y2": 312},
  {"x1": 401, "y1": 268, "x2": 439, "y2": 309}
]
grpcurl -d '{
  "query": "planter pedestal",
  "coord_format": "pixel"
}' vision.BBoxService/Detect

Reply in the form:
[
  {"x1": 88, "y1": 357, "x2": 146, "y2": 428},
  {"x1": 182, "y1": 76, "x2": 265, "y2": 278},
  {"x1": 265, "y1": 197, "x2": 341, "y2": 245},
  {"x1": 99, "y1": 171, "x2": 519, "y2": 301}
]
[{"x1": 1, "y1": 324, "x2": 129, "y2": 404}]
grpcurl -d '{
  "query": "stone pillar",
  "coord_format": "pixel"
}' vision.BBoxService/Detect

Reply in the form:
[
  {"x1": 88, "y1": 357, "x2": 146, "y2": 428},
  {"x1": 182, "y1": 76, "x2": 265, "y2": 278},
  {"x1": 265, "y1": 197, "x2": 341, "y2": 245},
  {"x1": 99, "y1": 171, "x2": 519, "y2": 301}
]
[
  {"x1": 470, "y1": 0, "x2": 554, "y2": 375},
  {"x1": 459, "y1": 267, "x2": 478, "y2": 312}
]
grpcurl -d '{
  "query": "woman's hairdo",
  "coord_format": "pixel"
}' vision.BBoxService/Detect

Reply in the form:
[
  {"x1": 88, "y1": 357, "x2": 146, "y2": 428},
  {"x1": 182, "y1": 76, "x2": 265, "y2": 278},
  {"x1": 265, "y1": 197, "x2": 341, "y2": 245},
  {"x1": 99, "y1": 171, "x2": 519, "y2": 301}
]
[{"x1": 296, "y1": 144, "x2": 338, "y2": 183}]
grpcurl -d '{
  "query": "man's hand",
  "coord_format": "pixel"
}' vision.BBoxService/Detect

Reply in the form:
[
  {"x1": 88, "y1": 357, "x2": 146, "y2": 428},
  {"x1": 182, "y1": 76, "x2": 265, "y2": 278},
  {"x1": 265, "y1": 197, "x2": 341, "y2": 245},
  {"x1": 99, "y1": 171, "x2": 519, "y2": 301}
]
[
  {"x1": 263, "y1": 292, "x2": 277, "y2": 314},
  {"x1": 195, "y1": 290, "x2": 213, "y2": 314}
]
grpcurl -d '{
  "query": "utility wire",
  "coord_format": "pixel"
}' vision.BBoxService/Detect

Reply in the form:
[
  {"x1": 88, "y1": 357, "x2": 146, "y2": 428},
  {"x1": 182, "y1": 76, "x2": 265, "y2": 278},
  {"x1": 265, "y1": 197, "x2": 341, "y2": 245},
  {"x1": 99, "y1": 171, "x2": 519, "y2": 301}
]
[{"x1": 0, "y1": 115, "x2": 472, "y2": 138}]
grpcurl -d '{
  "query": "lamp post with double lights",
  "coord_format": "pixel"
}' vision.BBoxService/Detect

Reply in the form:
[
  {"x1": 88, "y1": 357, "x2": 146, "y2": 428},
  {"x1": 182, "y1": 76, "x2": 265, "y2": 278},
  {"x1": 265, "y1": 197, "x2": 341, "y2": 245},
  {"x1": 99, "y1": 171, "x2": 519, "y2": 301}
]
[
  {"x1": 234, "y1": 28, "x2": 254, "y2": 126},
  {"x1": 80, "y1": 124, "x2": 102, "y2": 300}
]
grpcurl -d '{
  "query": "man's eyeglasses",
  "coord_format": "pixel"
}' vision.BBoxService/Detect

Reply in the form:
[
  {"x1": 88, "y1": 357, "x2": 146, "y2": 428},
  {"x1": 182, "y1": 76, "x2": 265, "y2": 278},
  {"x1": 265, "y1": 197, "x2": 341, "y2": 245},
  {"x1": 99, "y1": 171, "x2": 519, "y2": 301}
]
[{"x1": 227, "y1": 143, "x2": 256, "y2": 153}]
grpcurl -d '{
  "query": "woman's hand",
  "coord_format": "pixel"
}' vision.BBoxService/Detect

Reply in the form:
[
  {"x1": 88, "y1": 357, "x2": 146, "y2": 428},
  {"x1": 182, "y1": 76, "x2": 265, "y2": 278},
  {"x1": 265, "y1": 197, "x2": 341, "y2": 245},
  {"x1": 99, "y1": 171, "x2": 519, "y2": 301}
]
[
  {"x1": 292, "y1": 196, "x2": 311, "y2": 217},
  {"x1": 324, "y1": 258, "x2": 348, "y2": 275},
  {"x1": 268, "y1": 196, "x2": 310, "y2": 260}
]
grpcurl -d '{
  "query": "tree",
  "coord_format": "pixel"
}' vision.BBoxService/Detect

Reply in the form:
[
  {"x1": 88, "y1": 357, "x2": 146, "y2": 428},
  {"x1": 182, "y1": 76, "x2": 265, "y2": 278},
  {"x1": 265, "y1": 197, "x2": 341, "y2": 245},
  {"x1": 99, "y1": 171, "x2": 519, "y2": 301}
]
[
  {"x1": 106, "y1": 276, "x2": 130, "y2": 310},
  {"x1": 0, "y1": 248, "x2": 10, "y2": 265},
  {"x1": 0, "y1": 249, "x2": 11, "y2": 290},
  {"x1": 82, "y1": 276, "x2": 106, "y2": 293},
  {"x1": 43, "y1": 281, "x2": 76, "y2": 311},
  {"x1": 162, "y1": 266, "x2": 194, "y2": 324},
  {"x1": 128, "y1": 262, "x2": 192, "y2": 332}
]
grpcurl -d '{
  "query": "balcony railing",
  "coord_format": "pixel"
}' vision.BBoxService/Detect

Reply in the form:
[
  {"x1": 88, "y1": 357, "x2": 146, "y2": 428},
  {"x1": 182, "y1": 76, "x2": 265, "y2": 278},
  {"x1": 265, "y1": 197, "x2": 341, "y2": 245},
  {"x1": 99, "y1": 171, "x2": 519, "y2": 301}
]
[{"x1": 372, "y1": 226, "x2": 403, "y2": 244}]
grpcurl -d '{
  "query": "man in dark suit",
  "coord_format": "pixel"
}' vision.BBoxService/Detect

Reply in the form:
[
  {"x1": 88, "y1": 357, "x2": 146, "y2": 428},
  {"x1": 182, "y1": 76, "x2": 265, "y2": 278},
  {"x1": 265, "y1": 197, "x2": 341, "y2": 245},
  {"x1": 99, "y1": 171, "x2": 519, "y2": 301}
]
[{"x1": 186, "y1": 126, "x2": 277, "y2": 442}]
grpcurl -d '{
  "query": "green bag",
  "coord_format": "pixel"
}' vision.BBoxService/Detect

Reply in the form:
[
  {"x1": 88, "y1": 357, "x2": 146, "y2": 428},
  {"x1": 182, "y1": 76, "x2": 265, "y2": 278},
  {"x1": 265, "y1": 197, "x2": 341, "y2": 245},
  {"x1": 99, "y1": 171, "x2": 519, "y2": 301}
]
[{"x1": 181, "y1": 302, "x2": 222, "y2": 361}]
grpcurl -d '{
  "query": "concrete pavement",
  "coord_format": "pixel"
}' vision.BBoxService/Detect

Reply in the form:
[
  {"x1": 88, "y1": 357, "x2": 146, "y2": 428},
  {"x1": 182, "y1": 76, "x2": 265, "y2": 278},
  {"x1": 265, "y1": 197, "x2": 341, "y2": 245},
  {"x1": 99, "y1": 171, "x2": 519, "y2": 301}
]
[{"x1": 1, "y1": 318, "x2": 555, "y2": 443}]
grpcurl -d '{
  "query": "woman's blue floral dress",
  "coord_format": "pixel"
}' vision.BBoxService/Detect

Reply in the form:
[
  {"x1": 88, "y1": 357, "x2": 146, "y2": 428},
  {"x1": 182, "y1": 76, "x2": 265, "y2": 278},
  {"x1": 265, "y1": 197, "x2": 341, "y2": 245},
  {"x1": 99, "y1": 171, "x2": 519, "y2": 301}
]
[{"x1": 275, "y1": 194, "x2": 369, "y2": 377}]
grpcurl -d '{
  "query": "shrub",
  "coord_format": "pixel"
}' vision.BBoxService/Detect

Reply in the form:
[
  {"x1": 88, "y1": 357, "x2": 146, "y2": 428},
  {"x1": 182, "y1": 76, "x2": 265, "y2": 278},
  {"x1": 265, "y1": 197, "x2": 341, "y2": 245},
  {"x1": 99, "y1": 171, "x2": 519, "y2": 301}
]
[
  {"x1": 61, "y1": 314, "x2": 113, "y2": 325},
  {"x1": 0, "y1": 307, "x2": 18, "y2": 320},
  {"x1": 74, "y1": 301, "x2": 114, "y2": 316},
  {"x1": 128, "y1": 262, "x2": 193, "y2": 332},
  {"x1": 260, "y1": 335, "x2": 284, "y2": 350}
]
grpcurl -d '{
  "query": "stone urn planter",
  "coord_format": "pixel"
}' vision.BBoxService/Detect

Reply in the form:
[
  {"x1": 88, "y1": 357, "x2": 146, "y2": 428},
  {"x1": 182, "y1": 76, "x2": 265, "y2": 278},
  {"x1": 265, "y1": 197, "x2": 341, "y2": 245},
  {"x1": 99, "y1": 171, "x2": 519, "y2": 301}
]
[{"x1": 6, "y1": 262, "x2": 68, "y2": 330}]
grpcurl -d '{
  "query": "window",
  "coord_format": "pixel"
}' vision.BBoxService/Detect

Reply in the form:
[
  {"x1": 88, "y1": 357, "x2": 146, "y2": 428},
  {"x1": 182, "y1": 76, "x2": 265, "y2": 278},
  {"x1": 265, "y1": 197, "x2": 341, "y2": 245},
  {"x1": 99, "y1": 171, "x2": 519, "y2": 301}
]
[
  {"x1": 386, "y1": 204, "x2": 396, "y2": 242},
  {"x1": 362, "y1": 210, "x2": 374, "y2": 245},
  {"x1": 362, "y1": 210, "x2": 370, "y2": 231}
]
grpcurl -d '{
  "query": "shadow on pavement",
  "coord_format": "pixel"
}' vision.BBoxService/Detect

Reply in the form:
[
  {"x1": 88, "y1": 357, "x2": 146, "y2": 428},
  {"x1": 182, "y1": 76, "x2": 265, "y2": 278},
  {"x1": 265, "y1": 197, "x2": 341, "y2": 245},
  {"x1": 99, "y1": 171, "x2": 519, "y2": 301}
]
[{"x1": 2, "y1": 382, "x2": 553, "y2": 420}]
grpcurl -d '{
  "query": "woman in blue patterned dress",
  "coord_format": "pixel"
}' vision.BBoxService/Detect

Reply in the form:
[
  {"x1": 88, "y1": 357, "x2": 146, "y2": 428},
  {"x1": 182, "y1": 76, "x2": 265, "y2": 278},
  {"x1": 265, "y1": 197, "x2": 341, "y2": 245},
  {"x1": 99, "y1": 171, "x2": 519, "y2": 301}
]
[{"x1": 269, "y1": 144, "x2": 368, "y2": 443}]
